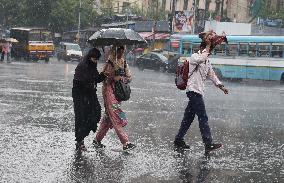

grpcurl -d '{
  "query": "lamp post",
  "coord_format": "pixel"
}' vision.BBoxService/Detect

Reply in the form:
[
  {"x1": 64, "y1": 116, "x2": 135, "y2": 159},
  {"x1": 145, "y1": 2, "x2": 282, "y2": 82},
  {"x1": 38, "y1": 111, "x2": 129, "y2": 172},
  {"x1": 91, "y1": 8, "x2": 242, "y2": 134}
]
[
  {"x1": 171, "y1": 0, "x2": 176, "y2": 33},
  {"x1": 77, "y1": 0, "x2": 82, "y2": 43},
  {"x1": 192, "y1": 0, "x2": 196, "y2": 34},
  {"x1": 125, "y1": 8, "x2": 131, "y2": 29}
]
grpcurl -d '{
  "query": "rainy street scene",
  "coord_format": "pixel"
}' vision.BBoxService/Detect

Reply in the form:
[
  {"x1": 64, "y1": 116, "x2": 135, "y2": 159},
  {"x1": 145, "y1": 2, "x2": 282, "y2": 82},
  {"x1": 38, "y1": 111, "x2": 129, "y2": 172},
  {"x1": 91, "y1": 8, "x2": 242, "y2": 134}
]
[{"x1": 0, "y1": 0, "x2": 284, "y2": 183}]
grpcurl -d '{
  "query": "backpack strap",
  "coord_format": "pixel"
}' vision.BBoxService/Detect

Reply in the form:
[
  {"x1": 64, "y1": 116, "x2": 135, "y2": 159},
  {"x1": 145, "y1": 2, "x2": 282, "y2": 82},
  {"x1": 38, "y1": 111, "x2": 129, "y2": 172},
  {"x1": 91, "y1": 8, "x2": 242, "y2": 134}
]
[{"x1": 188, "y1": 64, "x2": 199, "y2": 79}]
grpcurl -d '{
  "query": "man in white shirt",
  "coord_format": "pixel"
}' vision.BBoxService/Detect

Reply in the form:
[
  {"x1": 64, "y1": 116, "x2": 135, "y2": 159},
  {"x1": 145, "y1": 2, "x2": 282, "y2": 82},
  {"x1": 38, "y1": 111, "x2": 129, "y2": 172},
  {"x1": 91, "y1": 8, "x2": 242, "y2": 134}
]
[{"x1": 174, "y1": 32, "x2": 229, "y2": 155}]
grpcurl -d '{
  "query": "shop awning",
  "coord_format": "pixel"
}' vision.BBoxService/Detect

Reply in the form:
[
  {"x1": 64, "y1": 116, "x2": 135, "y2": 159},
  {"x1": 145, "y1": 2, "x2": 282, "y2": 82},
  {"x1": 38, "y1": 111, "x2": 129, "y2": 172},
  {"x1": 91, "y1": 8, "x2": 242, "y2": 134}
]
[{"x1": 138, "y1": 32, "x2": 170, "y2": 40}]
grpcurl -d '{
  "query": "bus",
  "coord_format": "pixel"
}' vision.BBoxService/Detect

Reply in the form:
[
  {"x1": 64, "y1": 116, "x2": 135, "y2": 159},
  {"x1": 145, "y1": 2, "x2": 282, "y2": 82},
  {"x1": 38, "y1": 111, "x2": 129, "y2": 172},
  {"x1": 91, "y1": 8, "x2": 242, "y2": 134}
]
[
  {"x1": 10, "y1": 27, "x2": 54, "y2": 62},
  {"x1": 169, "y1": 34, "x2": 284, "y2": 83}
]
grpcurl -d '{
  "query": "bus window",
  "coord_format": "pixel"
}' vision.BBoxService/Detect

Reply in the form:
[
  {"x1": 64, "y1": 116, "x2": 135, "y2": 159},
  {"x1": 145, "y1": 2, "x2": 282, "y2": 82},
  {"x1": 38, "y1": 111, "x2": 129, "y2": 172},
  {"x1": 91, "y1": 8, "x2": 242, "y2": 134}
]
[
  {"x1": 170, "y1": 40, "x2": 179, "y2": 52},
  {"x1": 258, "y1": 43, "x2": 270, "y2": 57},
  {"x1": 29, "y1": 33, "x2": 41, "y2": 41},
  {"x1": 239, "y1": 43, "x2": 248, "y2": 56},
  {"x1": 248, "y1": 43, "x2": 257, "y2": 57},
  {"x1": 192, "y1": 44, "x2": 200, "y2": 53},
  {"x1": 182, "y1": 42, "x2": 190, "y2": 55},
  {"x1": 272, "y1": 44, "x2": 283, "y2": 57},
  {"x1": 226, "y1": 44, "x2": 238, "y2": 56},
  {"x1": 214, "y1": 44, "x2": 226, "y2": 56}
]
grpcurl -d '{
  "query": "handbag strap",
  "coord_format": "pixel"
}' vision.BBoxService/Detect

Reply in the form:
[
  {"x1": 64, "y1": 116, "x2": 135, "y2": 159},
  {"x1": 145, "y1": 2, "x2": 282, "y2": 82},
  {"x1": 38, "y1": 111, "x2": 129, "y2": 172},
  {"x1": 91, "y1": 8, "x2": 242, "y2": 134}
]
[{"x1": 123, "y1": 60, "x2": 127, "y2": 76}]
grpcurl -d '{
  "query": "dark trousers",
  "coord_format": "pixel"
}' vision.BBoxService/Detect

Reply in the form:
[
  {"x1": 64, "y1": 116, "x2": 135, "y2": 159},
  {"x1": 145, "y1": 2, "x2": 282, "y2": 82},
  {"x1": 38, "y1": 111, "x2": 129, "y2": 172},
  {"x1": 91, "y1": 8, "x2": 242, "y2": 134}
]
[
  {"x1": 1, "y1": 51, "x2": 4, "y2": 61},
  {"x1": 175, "y1": 91, "x2": 212, "y2": 145},
  {"x1": 72, "y1": 85, "x2": 101, "y2": 142}
]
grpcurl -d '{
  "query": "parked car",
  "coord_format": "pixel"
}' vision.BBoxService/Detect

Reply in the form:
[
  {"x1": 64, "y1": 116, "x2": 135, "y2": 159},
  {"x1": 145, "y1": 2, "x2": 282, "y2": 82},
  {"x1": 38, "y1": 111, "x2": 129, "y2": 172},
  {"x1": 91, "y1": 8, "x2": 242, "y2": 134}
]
[
  {"x1": 57, "y1": 42, "x2": 83, "y2": 62},
  {"x1": 136, "y1": 52, "x2": 170, "y2": 72},
  {"x1": 166, "y1": 53, "x2": 181, "y2": 73},
  {"x1": 263, "y1": 19, "x2": 282, "y2": 27}
]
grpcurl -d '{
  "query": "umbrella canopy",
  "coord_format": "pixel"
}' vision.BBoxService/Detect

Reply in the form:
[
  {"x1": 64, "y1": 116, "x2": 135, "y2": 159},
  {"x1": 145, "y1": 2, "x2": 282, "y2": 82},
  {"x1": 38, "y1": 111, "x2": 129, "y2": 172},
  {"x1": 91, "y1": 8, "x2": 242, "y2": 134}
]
[
  {"x1": 88, "y1": 28, "x2": 147, "y2": 46},
  {"x1": 5, "y1": 38, "x2": 18, "y2": 43}
]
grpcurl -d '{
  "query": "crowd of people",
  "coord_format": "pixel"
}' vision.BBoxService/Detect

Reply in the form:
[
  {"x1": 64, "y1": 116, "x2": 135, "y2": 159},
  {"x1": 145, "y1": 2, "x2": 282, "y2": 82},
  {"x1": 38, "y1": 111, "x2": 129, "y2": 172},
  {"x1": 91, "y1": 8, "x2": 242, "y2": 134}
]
[{"x1": 72, "y1": 31, "x2": 229, "y2": 155}]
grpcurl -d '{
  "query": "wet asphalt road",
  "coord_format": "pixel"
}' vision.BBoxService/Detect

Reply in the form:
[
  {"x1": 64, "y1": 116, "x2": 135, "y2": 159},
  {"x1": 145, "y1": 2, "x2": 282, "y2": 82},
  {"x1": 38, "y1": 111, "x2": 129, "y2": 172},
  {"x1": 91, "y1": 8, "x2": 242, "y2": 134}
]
[{"x1": 0, "y1": 59, "x2": 283, "y2": 183}]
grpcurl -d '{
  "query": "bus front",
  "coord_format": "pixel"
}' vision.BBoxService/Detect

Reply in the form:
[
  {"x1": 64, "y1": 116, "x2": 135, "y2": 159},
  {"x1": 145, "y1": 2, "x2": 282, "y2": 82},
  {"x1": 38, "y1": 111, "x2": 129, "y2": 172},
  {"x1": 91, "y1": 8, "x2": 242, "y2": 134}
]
[{"x1": 27, "y1": 29, "x2": 54, "y2": 61}]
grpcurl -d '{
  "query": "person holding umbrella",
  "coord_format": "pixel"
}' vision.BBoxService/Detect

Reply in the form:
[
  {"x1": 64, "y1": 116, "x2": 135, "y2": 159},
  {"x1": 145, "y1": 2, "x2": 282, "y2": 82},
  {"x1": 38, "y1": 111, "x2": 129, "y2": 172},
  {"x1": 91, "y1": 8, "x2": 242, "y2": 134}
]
[
  {"x1": 94, "y1": 46, "x2": 136, "y2": 151},
  {"x1": 1, "y1": 43, "x2": 8, "y2": 62},
  {"x1": 87, "y1": 28, "x2": 146, "y2": 151}
]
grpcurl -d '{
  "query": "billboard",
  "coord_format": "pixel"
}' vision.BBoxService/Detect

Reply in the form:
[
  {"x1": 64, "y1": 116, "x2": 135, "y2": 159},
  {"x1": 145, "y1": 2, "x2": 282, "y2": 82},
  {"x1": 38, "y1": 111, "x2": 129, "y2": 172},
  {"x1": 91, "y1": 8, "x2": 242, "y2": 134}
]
[{"x1": 173, "y1": 11, "x2": 194, "y2": 33}]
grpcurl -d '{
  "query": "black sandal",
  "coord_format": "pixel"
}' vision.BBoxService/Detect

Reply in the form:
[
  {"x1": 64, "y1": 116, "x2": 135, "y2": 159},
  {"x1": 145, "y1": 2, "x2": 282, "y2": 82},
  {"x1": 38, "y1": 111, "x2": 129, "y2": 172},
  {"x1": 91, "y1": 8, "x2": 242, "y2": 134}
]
[{"x1": 76, "y1": 141, "x2": 87, "y2": 151}]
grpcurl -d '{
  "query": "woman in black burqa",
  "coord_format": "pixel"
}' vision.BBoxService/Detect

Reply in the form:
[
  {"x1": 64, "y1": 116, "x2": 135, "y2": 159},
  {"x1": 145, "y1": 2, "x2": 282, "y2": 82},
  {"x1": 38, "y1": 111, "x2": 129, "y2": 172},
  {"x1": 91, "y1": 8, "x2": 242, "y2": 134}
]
[{"x1": 72, "y1": 48, "x2": 106, "y2": 150}]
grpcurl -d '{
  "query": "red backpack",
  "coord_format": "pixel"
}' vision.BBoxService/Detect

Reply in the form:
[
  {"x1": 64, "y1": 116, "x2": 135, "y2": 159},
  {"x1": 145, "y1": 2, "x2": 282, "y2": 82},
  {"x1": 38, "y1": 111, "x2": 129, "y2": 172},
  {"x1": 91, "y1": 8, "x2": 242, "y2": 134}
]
[{"x1": 175, "y1": 59, "x2": 189, "y2": 90}]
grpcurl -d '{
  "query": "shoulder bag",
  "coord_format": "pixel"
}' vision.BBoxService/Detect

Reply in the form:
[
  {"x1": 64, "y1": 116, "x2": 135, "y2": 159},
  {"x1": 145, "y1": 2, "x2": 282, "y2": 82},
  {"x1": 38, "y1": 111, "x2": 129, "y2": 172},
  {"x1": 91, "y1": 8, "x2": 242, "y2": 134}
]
[{"x1": 109, "y1": 60, "x2": 131, "y2": 101}]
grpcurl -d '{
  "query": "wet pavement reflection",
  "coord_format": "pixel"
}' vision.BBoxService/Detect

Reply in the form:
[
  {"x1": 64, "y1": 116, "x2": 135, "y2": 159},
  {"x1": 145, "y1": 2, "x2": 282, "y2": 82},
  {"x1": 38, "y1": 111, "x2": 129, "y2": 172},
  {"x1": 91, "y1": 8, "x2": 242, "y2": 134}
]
[{"x1": 0, "y1": 59, "x2": 283, "y2": 182}]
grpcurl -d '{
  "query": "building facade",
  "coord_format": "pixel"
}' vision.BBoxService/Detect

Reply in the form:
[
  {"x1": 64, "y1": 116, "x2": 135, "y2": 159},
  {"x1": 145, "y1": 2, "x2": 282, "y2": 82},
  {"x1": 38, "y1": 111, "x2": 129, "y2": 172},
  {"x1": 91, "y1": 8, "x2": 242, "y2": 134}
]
[
  {"x1": 99, "y1": 0, "x2": 219, "y2": 14},
  {"x1": 98, "y1": 0, "x2": 258, "y2": 23},
  {"x1": 226, "y1": 0, "x2": 251, "y2": 23},
  {"x1": 99, "y1": 0, "x2": 145, "y2": 13}
]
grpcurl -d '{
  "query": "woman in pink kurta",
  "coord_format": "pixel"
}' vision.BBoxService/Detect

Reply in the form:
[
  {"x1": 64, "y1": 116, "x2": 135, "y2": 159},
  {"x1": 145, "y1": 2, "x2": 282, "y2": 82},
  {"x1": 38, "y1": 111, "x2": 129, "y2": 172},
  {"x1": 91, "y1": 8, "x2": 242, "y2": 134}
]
[{"x1": 94, "y1": 46, "x2": 136, "y2": 151}]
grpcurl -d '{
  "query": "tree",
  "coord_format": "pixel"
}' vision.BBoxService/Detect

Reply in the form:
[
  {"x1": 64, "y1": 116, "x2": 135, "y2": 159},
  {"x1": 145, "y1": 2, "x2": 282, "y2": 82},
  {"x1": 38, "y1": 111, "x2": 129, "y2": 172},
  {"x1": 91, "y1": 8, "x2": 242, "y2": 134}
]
[
  {"x1": 49, "y1": 0, "x2": 78, "y2": 32},
  {"x1": 0, "y1": 0, "x2": 99, "y2": 32},
  {"x1": 100, "y1": 0, "x2": 114, "y2": 16},
  {"x1": 23, "y1": 0, "x2": 53, "y2": 27},
  {"x1": 79, "y1": 0, "x2": 99, "y2": 28},
  {"x1": 162, "y1": 0, "x2": 167, "y2": 11},
  {"x1": 215, "y1": 0, "x2": 221, "y2": 15},
  {"x1": 204, "y1": 0, "x2": 212, "y2": 19},
  {"x1": 183, "y1": 0, "x2": 189, "y2": 10},
  {"x1": 0, "y1": 0, "x2": 26, "y2": 27},
  {"x1": 50, "y1": 0, "x2": 98, "y2": 33},
  {"x1": 147, "y1": 0, "x2": 167, "y2": 20},
  {"x1": 258, "y1": 0, "x2": 284, "y2": 20},
  {"x1": 129, "y1": 4, "x2": 145, "y2": 18}
]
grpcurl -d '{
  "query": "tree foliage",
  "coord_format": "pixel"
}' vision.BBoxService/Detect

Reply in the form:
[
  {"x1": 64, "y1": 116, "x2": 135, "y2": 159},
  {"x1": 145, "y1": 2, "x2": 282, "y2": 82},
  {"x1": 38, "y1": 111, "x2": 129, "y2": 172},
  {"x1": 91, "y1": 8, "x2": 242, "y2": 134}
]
[
  {"x1": 0, "y1": 0, "x2": 98, "y2": 33},
  {"x1": 258, "y1": 0, "x2": 284, "y2": 20}
]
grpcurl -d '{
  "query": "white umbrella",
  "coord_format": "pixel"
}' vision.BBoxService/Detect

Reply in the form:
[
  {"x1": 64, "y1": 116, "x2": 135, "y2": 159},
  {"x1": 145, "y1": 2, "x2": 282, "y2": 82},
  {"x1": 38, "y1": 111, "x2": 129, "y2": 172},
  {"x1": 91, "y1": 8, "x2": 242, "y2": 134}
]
[
  {"x1": 5, "y1": 38, "x2": 18, "y2": 43},
  {"x1": 88, "y1": 28, "x2": 147, "y2": 46}
]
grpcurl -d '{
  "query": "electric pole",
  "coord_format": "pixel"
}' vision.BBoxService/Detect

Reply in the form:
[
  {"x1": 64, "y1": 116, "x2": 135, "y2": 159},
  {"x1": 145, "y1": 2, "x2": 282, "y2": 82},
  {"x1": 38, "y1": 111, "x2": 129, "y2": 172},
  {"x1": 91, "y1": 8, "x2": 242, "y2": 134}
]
[
  {"x1": 171, "y1": 0, "x2": 176, "y2": 16},
  {"x1": 171, "y1": 0, "x2": 176, "y2": 33},
  {"x1": 192, "y1": 0, "x2": 197, "y2": 34},
  {"x1": 77, "y1": 0, "x2": 82, "y2": 43}
]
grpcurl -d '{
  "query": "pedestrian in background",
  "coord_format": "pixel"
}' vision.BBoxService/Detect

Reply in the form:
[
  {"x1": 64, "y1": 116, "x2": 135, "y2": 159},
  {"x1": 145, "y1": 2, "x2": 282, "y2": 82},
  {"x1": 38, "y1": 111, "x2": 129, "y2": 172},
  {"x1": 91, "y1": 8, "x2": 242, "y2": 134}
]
[
  {"x1": 6, "y1": 42, "x2": 12, "y2": 62},
  {"x1": 1, "y1": 43, "x2": 7, "y2": 61},
  {"x1": 72, "y1": 48, "x2": 106, "y2": 151},
  {"x1": 0, "y1": 44, "x2": 2, "y2": 62},
  {"x1": 94, "y1": 46, "x2": 136, "y2": 151},
  {"x1": 174, "y1": 31, "x2": 229, "y2": 155}
]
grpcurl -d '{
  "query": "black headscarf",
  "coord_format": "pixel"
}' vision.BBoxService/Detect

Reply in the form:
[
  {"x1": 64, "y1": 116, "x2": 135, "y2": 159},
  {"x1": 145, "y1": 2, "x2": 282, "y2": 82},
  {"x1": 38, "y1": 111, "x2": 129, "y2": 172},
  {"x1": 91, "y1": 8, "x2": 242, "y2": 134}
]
[
  {"x1": 73, "y1": 47, "x2": 105, "y2": 84},
  {"x1": 84, "y1": 47, "x2": 101, "y2": 64}
]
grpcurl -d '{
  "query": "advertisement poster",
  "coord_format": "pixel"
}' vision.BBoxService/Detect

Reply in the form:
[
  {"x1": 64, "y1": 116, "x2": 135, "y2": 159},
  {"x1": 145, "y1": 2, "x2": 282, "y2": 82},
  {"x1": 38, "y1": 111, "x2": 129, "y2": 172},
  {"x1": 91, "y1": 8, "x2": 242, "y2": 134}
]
[{"x1": 173, "y1": 11, "x2": 194, "y2": 33}]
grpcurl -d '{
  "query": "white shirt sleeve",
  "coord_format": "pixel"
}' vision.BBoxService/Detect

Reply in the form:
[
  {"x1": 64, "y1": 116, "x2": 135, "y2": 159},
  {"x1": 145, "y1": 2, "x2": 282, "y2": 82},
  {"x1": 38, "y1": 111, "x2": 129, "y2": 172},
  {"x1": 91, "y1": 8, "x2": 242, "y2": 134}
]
[{"x1": 207, "y1": 61, "x2": 222, "y2": 86}]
